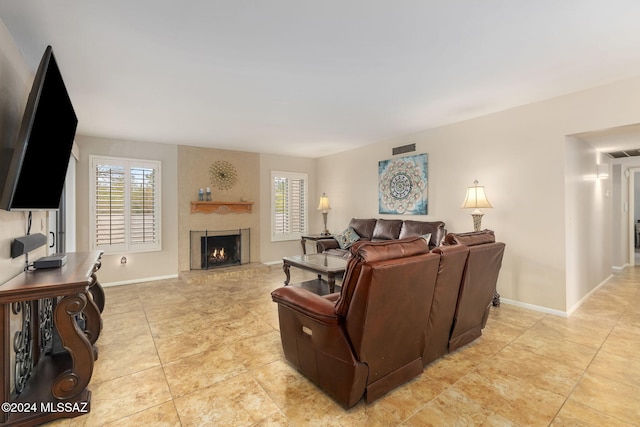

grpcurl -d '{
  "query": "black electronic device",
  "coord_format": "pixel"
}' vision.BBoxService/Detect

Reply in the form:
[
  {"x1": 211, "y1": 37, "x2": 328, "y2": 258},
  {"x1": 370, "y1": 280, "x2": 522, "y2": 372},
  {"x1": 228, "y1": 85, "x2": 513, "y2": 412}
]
[
  {"x1": 33, "y1": 253, "x2": 67, "y2": 269},
  {"x1": 0, "y1": 45, "x2": 77, "y2": 211},
  {"x1": 10, "y1": 233, "x2": 47, "y2": 258}
]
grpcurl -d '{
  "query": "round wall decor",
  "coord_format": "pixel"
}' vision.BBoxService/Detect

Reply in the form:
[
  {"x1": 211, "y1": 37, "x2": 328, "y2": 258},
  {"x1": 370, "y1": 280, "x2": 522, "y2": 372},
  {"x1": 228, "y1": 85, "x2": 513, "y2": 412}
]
[{"x1": 209, "y1": 160, "x2": 237, "y2": 190}]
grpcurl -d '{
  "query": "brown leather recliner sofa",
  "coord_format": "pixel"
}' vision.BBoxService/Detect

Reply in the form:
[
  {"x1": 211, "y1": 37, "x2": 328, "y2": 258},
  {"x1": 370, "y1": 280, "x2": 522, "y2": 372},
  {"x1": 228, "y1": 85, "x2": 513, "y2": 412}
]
[
  {"x1": 272, "y1": 230, "x2": 505, "y2": 408},
  {"x1": 442, "y1": 230, "x2": 506, "y2": 352},
  {"x1": 316, "y1": 218, "x2": 446, "y2": 257}
]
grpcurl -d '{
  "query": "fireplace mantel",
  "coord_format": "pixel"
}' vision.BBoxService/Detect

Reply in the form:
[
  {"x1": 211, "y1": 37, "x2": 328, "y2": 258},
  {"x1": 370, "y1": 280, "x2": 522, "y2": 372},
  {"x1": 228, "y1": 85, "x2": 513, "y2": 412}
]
[{"x1": 191, "y1": 201, "x2": 253, "y2": 214}]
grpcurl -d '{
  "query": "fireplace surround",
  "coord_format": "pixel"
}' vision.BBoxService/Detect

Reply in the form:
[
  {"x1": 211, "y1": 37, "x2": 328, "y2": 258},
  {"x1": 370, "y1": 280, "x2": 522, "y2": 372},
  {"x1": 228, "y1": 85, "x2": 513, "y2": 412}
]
[{"x1": 190, "y1": 229, "x2": 250, "y2": 270}]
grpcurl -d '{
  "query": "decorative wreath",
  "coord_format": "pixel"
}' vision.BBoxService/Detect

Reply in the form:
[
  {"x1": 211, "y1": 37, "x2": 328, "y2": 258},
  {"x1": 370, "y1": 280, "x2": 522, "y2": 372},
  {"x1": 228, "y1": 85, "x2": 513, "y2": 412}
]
[{"x1": 209, "y1": 161, "x2": 237, "y2": 190}]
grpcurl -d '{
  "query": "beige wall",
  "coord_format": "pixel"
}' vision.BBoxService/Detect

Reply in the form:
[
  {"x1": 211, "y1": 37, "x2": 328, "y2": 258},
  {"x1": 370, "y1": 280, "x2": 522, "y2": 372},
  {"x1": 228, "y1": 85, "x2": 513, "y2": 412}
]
[
  {"x1": 318, "y1": 76, "x2": 640, "y2": 313},
  {"x1": 259, "y1": 153, "x2": 317, "y2": 263},
  {"x1": 75, "y1": 135, "x2": 179, "y2": 284},
  {"x1": 564, "y1": 138, "x2": 612, "y2": 311},
  {"x1": 0, "y1": 19, "x2": 48, "y2": 283},
  {"x1": 0, "y1": 19, "x2": 49, "y2": 392},
  {"x1": 177, "y1": 146, "x2": 260, "y2": 271}
]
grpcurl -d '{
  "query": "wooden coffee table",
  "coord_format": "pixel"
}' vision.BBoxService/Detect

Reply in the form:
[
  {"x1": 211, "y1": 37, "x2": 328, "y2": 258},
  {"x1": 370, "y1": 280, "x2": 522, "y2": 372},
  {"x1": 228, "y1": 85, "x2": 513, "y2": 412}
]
[{"x1": 282, "y1": 253, "x2": 348, "y2": 295}]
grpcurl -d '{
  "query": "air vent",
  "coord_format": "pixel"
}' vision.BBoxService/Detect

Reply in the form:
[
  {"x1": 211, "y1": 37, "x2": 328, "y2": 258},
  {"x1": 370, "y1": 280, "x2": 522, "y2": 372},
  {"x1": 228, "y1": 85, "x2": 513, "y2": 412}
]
[
  {"x1": 606, "y1": 149, "x2": 640, "y2": 158},
  {"x1": 392, "y1": 143, "x2": 416, "y2": 156}
]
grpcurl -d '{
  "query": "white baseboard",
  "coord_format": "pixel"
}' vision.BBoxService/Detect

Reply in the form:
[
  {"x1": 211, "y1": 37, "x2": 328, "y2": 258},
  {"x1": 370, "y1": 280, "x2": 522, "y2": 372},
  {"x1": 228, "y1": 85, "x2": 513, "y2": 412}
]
[
  {"x1": 499, "y1": 298, "x2": 568, "y2": 318},
  {"x1": 612, "y1": 263, "x2": 630, "y2": 271},
  {"x1": 101, "y1": 274, "x2": 179, "y2": 287},
  {"x1": 264, "y1": 260, "x2": 283, "y2": 266}
]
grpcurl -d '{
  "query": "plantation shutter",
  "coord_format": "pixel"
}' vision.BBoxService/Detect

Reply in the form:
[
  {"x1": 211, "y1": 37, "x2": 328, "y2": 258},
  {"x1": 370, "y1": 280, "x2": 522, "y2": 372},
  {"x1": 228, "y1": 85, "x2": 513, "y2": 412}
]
[
  {"x1": 271, "y1": 171, "x2": 308, "y2": 241},
  {"x1": 290, "y1": 177, "x2": 305, "y2": 234},
  {"x1": 95, "y1": 165, "x2": 126, "y2": 247},
  {"x1": 91, "y1": 156, "x2": 161, "y2": 252},
  {"x1": 130, "y1": 167, "x2": 157, "y2": 245}
]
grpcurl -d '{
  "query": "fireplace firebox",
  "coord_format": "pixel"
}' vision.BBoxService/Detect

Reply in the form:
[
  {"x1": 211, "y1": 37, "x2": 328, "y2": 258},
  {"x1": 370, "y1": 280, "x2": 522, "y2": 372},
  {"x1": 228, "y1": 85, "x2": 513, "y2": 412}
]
[{"x1": 190, "y1": 229, "x2": 250, "y2": 270}]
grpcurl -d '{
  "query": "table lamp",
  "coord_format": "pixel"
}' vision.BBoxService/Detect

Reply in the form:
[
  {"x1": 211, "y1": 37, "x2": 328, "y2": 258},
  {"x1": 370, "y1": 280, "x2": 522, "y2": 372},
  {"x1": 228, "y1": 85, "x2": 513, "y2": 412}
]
[
  {"x1": 317, "y1": 193, "x2": 331, "y2": 236},
  {"x1": 461, "y1": 180, "x2": 492, "y2": 231}
]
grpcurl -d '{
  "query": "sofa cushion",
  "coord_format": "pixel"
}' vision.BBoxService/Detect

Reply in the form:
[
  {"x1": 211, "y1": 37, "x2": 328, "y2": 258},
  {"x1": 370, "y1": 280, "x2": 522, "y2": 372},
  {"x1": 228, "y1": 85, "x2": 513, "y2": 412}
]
[
  {"x1": 348, "y1": 218, "x2": 377, "y2": 240},
  {"x1": 399, "y1": 220, "x2": 446, "y2": 247},
  {"x1": 335, "y1": 227, "x2": 361, "y2": 249},
  {"x1": 443, "y1": 230, "x2": 495, "y2": 246},
  {"x1": 371, "y1": 219, "x2": 403, "y2": 241}
]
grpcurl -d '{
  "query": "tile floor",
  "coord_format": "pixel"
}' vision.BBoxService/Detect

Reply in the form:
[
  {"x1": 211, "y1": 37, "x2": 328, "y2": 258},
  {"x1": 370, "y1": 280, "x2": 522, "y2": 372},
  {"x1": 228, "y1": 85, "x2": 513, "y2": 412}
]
[{"x1": 48, "y1": 265, "x2": 640, "y2": 426}]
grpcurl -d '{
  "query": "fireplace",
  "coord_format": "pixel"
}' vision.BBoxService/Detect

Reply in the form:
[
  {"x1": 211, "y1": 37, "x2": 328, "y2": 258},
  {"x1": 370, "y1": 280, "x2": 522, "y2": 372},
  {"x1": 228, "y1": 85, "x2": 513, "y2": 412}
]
[{"x1": 190, "y1": 229, "x2": 250, "y2": 270}]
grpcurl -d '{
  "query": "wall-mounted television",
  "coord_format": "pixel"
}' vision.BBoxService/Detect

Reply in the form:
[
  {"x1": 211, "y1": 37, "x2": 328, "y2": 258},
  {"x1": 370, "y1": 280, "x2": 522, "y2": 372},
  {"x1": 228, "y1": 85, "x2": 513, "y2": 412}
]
[{"x1": 0, "y1": 45, "x2": 77, "y2": 211}]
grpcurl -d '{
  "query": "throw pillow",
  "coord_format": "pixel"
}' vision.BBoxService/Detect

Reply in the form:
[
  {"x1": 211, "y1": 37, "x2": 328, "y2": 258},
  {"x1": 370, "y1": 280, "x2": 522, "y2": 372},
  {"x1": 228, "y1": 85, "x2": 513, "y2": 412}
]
[
  {"x1": 420, "y1": 233, "x2": 432, "y2": 245},
  {"x1": 335, "y1": 227, "x2": 361, "y2": 249}
]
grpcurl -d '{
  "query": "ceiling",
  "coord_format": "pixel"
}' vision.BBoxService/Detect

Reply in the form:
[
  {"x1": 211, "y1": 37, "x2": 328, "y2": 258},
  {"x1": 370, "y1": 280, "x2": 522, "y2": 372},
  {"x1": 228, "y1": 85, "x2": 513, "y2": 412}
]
[{"x1": 2, "y1": 1, "x2": 640, "y2": 158}]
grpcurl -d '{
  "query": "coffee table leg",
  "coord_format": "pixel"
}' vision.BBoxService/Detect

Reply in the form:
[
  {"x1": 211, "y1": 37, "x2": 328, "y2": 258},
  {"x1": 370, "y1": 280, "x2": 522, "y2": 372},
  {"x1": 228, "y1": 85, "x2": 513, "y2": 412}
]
[
  {"x1": 327, "y1": 272, "x2": 335, "y2": 293},
  {"x1": 283, "y1": 262, "x2": 291, "y2": 285}
]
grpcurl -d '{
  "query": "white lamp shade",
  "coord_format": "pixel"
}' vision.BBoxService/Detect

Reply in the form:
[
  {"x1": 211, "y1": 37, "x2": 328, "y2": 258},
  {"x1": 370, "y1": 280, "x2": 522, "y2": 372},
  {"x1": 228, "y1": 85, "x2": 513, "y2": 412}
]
[
  {"x1": 317, "y1": 193, "x2": 331, "y2": 212},
  {"x1": 461, "y1": 181, "x2": 492, "y2": 209}
]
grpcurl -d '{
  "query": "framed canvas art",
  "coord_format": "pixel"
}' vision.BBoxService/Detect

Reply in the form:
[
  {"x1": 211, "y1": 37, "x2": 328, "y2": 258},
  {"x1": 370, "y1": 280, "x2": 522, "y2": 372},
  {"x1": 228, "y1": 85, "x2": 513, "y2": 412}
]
[{"x1": 378, "y1": 153, "x2": 428, "y2": 215}]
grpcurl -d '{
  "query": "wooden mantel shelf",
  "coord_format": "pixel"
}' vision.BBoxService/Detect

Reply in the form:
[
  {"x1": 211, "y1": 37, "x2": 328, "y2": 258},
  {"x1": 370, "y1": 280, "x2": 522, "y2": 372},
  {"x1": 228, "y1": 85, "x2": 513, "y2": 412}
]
[{"x1": 191, "y1": 201, "x2": 254, "y2": 214}]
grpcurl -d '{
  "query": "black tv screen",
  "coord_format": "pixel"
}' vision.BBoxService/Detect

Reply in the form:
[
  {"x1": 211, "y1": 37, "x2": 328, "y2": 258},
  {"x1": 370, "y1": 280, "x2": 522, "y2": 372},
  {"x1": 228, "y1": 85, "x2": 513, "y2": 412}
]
[{"x1": 0, "y1": 45, "x2": 77, "y2": 211}]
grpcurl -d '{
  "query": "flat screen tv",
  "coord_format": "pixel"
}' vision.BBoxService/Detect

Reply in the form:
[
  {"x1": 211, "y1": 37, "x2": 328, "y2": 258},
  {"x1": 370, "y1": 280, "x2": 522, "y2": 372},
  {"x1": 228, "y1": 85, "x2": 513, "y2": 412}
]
[{"x1": 0, "y1": 45, "x2": 77, "y2": 211}]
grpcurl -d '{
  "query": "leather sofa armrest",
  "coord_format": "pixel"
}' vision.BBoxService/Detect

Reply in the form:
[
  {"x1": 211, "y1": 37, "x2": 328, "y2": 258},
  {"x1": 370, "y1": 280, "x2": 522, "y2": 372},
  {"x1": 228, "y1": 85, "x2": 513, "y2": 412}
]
[
  {"x1": 316, "y1": 238, "x2": 340, "y2": 252},
  {"x1": 271, "y1": 286, "x2": 339, "y2": 326}
]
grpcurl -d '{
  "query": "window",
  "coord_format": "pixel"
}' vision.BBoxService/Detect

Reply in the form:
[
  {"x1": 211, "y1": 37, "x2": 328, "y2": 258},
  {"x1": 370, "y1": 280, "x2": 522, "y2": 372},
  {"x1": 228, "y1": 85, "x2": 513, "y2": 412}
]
[
  {"x1": 90, "y1": 156, "x2": 161, "y2": 253},
  {"x1": 271, "y1": 171, "x2": 308, "y2": 241}
]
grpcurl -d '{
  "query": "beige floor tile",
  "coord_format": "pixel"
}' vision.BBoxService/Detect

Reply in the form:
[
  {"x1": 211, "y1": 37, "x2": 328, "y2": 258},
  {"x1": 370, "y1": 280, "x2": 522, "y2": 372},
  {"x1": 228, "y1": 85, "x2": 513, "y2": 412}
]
[
  {"x1": 551, "y1": 399, "x2": 635, "y2": 426},
  {"x1": 477, "y1": 345, "x2": 583, "y2": 396},
  {"x1": 163, "y1": 346, "x2": 247, "y2": 398},
  {"x1": 153, "y1": 328, "x2": 224, "y2": 364},
  {"x1": 103, "y1": 401, "x2": 182, "y2": 426},
  {"x1": 92, "y1": 332, "x2": 161, "y2": 384},
  {"x1": 147, "y1": 311, "x2": 211, "y2": 339},
  {"x1": 73, "y1": 265, "x2": 640, "y2": 425},
  {"x1": 450, "y1": 369, "x2": 566, "y2": 426},
  {"x1": 173, "y1": 372, "x2": 280, "y2": 427},
  {"x1": 70, "y1": 367, "x2": 172, "y2": 426},
  {"x1": 228, "y1": 329, "x2": 284, "y2": 370},
  {"x1": 510, "y1": 327, "x2": 599, "y2": 370},
  {"x1": 532, "y1": 315, "x2": 612, "y2": 349},
  {"x1": 568, "y1": 372, "x2": 640, "y2": 424},
  {"x1": 403, "y1": 387, "x2": 517, "y2": 426},
  {"x1": 363, "y1": 373, "x2": 446, "y2": 425},
  {"x1": 279, "y1": 391, "x2": 362, "y2": 426},
  {"x1": 251, "y1": 360, "x2": 321, "y2": 409},
  {"x1": 587, "y1": 348, "x2": 640, "y2": 387}
]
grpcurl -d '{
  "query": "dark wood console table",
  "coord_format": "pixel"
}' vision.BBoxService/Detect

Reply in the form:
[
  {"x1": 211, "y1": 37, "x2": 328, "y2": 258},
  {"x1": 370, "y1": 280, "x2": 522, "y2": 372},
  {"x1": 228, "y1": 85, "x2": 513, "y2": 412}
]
[{"x1": 0, "y1": 251, "x2": 104, "y2": 426}]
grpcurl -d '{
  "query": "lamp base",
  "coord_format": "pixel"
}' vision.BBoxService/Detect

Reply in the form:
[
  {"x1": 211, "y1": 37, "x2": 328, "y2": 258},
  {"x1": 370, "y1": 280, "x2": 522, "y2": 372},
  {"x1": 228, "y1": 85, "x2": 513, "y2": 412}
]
[
  {"x1": 471, "y1": 213, "x2": 484, "y2": 232},
  {"x1": 321, "y1": 212, "x2": 330, "y2": 236}
]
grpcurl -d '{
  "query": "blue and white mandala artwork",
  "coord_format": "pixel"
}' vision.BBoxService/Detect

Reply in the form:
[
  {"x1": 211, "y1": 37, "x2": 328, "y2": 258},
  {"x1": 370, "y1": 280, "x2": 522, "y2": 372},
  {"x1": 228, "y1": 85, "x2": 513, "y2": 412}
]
[{"x1": 378, "y1": 153, "x2": 428, "y2": 215}]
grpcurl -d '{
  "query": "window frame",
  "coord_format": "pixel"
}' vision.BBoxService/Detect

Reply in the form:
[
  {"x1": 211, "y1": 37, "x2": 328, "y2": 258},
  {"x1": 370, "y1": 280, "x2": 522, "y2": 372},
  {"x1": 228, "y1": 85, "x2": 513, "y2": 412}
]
[
  {"x1": 89, "y1": 155, "x2": 162, "y2": 254},
  {"x1": 271, "y1": 171, "x2": 308, "y2": 242}
]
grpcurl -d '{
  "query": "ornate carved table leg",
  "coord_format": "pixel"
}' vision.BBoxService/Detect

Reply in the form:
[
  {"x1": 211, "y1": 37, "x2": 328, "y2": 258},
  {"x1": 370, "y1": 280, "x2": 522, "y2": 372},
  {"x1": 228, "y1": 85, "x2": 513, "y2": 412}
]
[
  {"x1": 82, "y1": 292, "x2": 103, "y2": 347},
  {"x1": 89, "y1": 261, "x2": 105, "y2": 313},
  {"x1": 283, "y1": 262, "x2": 291, "y2": 285},
  {"x1": 52, "y1": 293, "x2": 94, "y2": 400}
]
